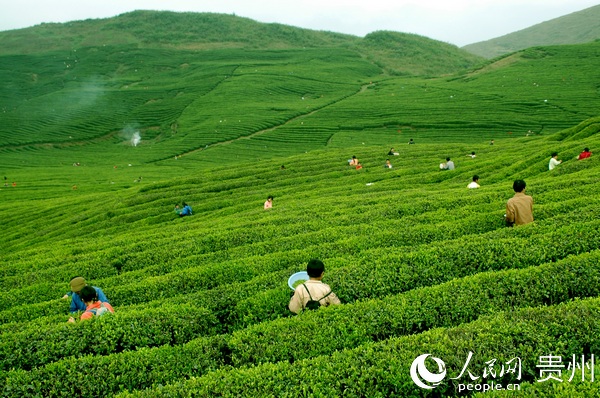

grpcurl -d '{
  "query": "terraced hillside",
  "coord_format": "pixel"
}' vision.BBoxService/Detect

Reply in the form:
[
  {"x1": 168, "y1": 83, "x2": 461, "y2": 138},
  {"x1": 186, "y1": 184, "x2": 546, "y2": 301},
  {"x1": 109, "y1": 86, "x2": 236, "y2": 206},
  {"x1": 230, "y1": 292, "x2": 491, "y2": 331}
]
[
  {"x1": 1, "y1": 115, "x2": 600, "y2": 396},
  {"x1": 2, "y1": 37, "x2": 599, "y2": 175},
  {"x1": 0, "y1": 11, "x2": 485, "y2": 171},
  {"x1": 1, "y1": 10, "x2": 600, "y2": 398}
]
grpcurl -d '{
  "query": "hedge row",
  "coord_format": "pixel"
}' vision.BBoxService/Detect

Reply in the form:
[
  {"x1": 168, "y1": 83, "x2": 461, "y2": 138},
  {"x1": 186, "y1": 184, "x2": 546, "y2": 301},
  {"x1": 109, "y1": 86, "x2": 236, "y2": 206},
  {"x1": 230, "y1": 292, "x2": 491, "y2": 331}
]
[
  {"x1": 5, "y1": 166, "x2": 593, "y2": 288},
  {"x1": 227, "y1": 250, "x2": 600, "y2": 367},
  {"x1": 3, "y1": 179, "x2": 597, "y2": 312},
  {"x1": 119, "y1": 297, "x2": 600, "y2": 397},
  {"x1": 479, "y1": 366, "x2": 600, "y2": 397},
  {"x1": 2, "y1": 213, "x2": 598, "y2": 334},
  {"x1": 0, "y1": 265, "x2": 297, "y2": 328},
  {"x1": 3, "y1": 250, "x2": 599, "y2": 397},
  {"x1": 0, "y1": 304, "x2": 219, "y2": 372},
  {"x1": 231, "y1": 219, "x2": 600, "y2": 328},
  {"x1": 0, "y1": 196, "x2": 504, "y2": 304},
  {"x1": 0, "y1": 193, "x2": 593, "y2": 319}
]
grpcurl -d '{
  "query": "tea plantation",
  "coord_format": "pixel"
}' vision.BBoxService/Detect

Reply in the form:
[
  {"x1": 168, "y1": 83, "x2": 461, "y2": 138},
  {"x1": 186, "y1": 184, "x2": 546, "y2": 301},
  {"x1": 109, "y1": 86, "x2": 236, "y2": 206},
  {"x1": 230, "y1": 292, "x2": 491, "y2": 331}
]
[{"x1": 1, "y1": 11, "x2": 600, "y2": 398}]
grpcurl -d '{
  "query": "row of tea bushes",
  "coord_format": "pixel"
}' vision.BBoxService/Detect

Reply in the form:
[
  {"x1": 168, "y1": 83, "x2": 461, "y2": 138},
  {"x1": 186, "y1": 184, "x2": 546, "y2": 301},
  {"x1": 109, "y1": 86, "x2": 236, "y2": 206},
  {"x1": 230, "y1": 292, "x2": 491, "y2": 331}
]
[
  {"x1": 231, "y1": 218, "x2": 600, "y2": 328},
  {"x1": 2, "y1": 208, "x2": 597, "y2": 331},
  {"x1": 119, "y1": 297, "x2": 600, "y2": 397},
  {"x1": 3, "y1": 250, "x2": 598, "y2": 397},
  {"x1": 0, "y1": 304, "x2": 219, "y2": 372},
  {"x1": 227, "y1": 250, "x2": 600, "y2": 367},
  {"x1": 477, "y1": 365, "x2": 600, "y2": 397}
]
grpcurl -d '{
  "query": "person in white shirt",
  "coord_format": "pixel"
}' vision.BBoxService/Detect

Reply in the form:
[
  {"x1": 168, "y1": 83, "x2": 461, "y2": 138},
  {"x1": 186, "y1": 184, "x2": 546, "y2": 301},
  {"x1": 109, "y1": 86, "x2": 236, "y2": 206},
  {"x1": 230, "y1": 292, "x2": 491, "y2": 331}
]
[
  {"x1": 467, "y1": 175, "x2": 480, "y2": 189},
  {"x1": 549, "y1": 152, "x2": 562, "y2": 170},
  {"x1": 441, "y1": 157, "x2": 455, "y2": 170}
]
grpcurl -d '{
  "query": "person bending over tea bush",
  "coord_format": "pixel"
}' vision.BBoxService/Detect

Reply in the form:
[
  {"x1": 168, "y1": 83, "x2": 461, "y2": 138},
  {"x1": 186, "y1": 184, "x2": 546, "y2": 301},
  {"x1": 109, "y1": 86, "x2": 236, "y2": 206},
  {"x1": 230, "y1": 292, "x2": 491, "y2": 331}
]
[
  {"x1": 175, "y1": 202, "x2": 193, "y2": 217},
  {"x1": 64, "y1": 276, "x2": 110, "y2": 321},
  {"x1": 505, "y1": 179, "x2": 533, "y2": 227},
  {"x1": 578, "y1": 148, "x2": 592, "y2": 160},
  {"x1": 549, "y1": 152, "x2": 562, "y2": 170},
  {"x1": 289, "y1": 259, "x2": 341, "y2": 314},
  {"x1": 68, "y1": 286, "x2": 114, "y2": 322},
  {"x1": 467, "y1": 175, "x2": 480, "y2": 189},
  {"x1": 264, "y1": 196, "x2": 273, "y2": 210}
]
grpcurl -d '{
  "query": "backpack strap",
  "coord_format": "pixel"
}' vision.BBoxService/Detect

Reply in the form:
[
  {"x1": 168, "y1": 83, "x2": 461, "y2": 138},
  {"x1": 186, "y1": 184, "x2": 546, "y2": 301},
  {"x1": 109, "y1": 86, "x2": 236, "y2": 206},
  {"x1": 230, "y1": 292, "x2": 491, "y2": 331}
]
[
  {"x1": 302, "y1": 283, "x2": 314, "y2": 302},
  {"x1": 302, "y1": 284, "x2": 333, "y2": 306},
  {"x1": 319, "y1": 290, "x2": 333, "y2": 301}
]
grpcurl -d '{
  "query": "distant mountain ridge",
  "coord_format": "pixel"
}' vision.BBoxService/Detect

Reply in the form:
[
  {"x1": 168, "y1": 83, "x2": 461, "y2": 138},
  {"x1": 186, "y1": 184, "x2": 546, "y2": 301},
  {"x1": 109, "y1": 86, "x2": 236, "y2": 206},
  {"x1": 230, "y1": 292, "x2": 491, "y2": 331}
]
[
  {"x1": 0, "y1": 10, "x2": 482, "y2": 76},
  {"x1": 462, "y1": 4, "x2": 600, "y2": 58}
]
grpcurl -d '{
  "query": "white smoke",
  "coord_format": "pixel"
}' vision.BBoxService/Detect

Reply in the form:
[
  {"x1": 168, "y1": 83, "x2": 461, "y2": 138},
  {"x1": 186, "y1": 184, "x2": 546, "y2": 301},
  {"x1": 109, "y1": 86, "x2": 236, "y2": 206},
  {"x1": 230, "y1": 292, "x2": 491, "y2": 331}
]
[
  {"x1": 131, "y1": 131, "x2": 141, "y2": 147},
  {"x1": 120, "y1": 124, "x2": 141, "y2": 147}
]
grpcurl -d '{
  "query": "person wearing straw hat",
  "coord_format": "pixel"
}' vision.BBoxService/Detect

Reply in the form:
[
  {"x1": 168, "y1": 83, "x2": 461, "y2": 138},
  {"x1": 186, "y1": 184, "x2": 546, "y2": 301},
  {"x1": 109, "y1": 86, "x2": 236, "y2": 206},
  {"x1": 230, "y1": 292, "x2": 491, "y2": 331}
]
[
  {"x1": 73, "y1": 286, "x2": 115, "y2": 322},
  {"x1": 63, "y1": 276, "x2": 109, "y2": 321},
  {"x1": 288, "y1": 259, "x2": 341, "y2": 314}
]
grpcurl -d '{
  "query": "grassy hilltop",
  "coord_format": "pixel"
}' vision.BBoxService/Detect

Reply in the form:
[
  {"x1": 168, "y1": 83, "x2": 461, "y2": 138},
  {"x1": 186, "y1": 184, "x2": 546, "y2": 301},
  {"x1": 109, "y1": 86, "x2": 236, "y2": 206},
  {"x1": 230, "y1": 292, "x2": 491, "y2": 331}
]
[
  {"x1": 1, "y1": 10, "x2": 600, "y2": 398},
  {"x1": 463, "y1": 4, "x2": 600, "y2": 58}
]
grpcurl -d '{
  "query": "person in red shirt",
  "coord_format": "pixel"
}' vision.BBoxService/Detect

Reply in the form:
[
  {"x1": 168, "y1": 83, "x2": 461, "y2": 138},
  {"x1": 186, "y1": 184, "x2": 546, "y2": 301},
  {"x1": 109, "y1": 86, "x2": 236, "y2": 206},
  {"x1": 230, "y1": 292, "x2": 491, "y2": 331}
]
[{"x1": 578, "y1": 148, "x2": 592, "y2": 160}]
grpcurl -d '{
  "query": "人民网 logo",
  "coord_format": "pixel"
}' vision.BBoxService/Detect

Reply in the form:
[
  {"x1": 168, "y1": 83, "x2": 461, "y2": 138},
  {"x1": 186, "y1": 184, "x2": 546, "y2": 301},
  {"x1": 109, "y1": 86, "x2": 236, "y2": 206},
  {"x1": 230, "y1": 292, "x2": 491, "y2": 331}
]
[{"x1": 410, "y1": 354, "x2": 447, "y2": 389}]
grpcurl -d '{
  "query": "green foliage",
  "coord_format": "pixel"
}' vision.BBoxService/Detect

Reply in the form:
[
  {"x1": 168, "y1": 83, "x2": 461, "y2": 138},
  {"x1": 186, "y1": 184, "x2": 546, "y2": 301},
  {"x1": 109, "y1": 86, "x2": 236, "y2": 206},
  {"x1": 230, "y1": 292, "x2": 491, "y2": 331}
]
[
  {"x1": 119, "y1": 298, "x2": 600, "y2": 397},
  {"x1": 2, "y1": 335, "x2": 228, "y2": 398},
  {"x1": 360, "y1": 30, "x2": 483, "y2": 75},
  {"x1": 1, "y1": 11, "x2": 600, "y2": 397},
  {"x1": 0, "y1": 304, "x2": 219, "y2": 371}
]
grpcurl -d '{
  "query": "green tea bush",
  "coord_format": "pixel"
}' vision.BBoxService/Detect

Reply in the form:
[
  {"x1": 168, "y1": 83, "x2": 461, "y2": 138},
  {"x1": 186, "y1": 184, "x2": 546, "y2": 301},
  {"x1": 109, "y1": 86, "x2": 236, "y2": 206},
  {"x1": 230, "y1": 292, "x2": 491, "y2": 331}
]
[
  {"x1": 0, "y1": 304, "x2": 219, "y2": 371},
  {"x1": 228, "y1": 250, "x2": 600, "y2": 367},
  {"x1": 2, "y1": 335, "x2": 229, "y2": 398},
  {"x1": 119, "y1": 297, "x2": 600, "y2": 397}
]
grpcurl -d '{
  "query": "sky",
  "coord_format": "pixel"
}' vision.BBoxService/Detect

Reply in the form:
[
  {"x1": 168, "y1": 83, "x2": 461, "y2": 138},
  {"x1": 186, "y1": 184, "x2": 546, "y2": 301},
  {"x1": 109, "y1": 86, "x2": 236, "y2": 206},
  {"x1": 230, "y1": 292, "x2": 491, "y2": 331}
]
[{"x1": 0, "y1": 0, "x2": 598, "y2": 46}]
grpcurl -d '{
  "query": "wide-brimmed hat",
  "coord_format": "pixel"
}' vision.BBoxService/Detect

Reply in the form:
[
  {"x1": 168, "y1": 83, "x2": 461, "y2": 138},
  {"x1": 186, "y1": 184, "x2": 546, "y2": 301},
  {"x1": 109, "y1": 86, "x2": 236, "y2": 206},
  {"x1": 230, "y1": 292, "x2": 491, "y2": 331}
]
[{"x1": 70, "y1": 277, "x2": 86, "y2": 292}]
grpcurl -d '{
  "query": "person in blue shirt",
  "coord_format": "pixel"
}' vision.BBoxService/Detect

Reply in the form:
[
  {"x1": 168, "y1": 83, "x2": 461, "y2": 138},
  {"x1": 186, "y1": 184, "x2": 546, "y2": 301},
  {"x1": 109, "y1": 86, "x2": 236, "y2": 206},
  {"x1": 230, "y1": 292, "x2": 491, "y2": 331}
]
[
  {"x1": 63, "y1": 276, "x2": 109, "y2": 322},
  {"x1": 175, "y1": 202, "x2": 193, "y2": 217}
]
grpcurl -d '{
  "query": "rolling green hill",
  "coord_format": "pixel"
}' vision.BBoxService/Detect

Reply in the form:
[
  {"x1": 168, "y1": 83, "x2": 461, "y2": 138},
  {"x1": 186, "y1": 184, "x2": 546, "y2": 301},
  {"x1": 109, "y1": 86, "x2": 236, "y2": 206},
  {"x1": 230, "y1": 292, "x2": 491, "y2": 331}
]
[
  {"x1": 463, "y1": 4, "x2": 600, "y2": 58},
  {"x1": 0, "y1": 10, "x2": 482, "y2": 76},
  {"x1": 1, "y1": 10, "x2": 600, "y2": 398},
  {"x1": 1, "y1": 38, "x2": 598, "y2": 172}
]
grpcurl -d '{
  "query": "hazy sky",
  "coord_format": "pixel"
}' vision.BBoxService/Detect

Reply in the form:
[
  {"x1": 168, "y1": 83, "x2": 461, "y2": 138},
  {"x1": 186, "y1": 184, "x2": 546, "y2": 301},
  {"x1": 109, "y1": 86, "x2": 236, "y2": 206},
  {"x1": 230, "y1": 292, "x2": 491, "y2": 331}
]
[{"x1": 0, "y1": 0, "x2": 598, "y2": 46}]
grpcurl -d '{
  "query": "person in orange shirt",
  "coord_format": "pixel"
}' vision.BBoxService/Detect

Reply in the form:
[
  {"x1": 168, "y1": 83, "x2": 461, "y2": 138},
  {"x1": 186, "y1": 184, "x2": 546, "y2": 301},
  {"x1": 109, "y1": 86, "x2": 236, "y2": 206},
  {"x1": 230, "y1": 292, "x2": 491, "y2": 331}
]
[{"x1": 68, "y1": 286, "x2": 114, "y2": 322}]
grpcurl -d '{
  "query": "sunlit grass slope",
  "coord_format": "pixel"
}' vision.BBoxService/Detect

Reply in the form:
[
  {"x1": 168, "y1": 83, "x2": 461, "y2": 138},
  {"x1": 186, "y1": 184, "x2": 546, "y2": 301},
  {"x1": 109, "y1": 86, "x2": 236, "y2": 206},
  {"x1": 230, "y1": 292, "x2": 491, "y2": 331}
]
[
  {"x1": 0, "y1": 11, "x2": 485, "y2": 171},
  {"x1": 463, "y1": 4, "x2": 600, "y2": 58},
  {"x1": 1, "y1": 117, "x2": 599, "y2": 396},
  {"x1": 1, "y1": 39, "x2": 599, "y2": 171}
]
